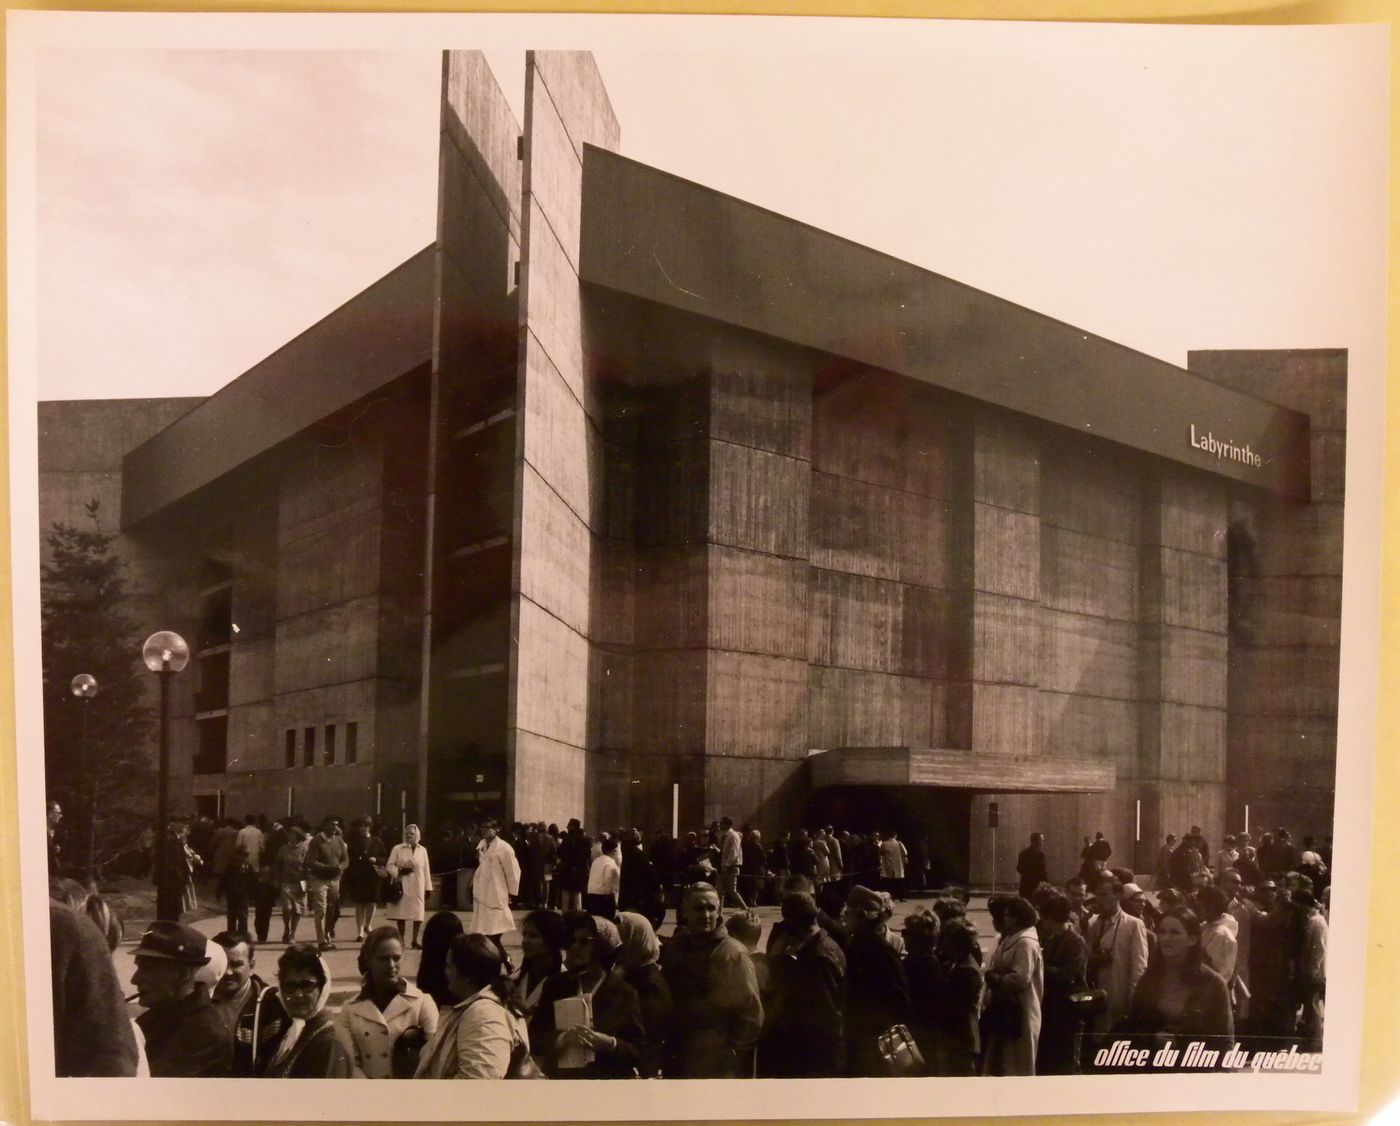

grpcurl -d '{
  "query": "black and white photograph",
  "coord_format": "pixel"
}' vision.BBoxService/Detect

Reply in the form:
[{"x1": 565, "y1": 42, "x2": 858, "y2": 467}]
[{"x1": 7, "y1": 12, "x2": 1387, "y2": 1122}]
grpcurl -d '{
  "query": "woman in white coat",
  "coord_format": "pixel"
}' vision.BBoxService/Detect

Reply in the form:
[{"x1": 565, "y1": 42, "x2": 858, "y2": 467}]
[
  {"x1": 338, "y1": 926, "x2": 439, "y2": 1078},
  {"x1": 386, "y1": 824, "x2": 431, "y2": 949},
  {"x1": 981, "y1": 895, "x2": 1044, "y2": 1076},
  {"x1": 470, "y1": 819, "x2": 521, "y2": 963}
]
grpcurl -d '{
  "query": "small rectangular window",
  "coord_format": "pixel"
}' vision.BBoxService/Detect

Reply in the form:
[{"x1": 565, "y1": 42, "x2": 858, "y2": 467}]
[
  {"x1": 325, "y1": 724, "x2": 336, "y2": 765},
  {"x1": 303, "y1": 726, "x2": 316, "y2": 767},
  {"x1": 285, "y1": 729, "x2": 296, "y2": 768},
  {"x1": 346, "y1": 721, "x2": 359, "y2": 764}
]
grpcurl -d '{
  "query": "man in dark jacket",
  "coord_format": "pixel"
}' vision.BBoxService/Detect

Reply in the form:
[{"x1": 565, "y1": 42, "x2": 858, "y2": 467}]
[
  {"x1": 131, "y1": 920, "x2": 232, "y2": 1077},
  {"x1": 49, "y1": 902, "x2": 139, "y2": 1076},
  {"x1": 661, "y1": 883, "x2": 762, "y2": 1077},
  {"x1": 759, "y1": 891, "x2": 845, "y2": 1077},
  {"x1": 209, "y1": 930, "x2": 285, "y2": 1076},
  {"x1": 1016, "y1": 833, "x2": 1048, "y2": 900}
]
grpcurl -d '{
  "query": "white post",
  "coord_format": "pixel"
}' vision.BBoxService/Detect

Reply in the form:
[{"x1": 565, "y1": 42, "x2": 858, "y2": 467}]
[
  {"x1": 1244, "y1": 803, "x2": 1250, "y2": 836},
  {"x1": 375, "y1": 782, "x2": 383, "y2": 816},
  {"x1": 671, "y1": 783, "x2": 679, "y2": 839},
  {"x1": 286, "y1": 786, "x2": 293, "y2": 818},
  {"x1": 1135, "y1": 799, "x2": 1141, "y2": 842}
]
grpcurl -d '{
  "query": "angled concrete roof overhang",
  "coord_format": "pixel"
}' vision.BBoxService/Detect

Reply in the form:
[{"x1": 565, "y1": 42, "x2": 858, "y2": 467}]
[
  {"x1": 810, "y1": 747, "x2": 1115, "y2": 794},
  {"x1": 579, "y1": 148, "x2": 1311, "y2": 501},
  {"x1": 121, "y1": 246, "x2": 437, "y2": 529}
]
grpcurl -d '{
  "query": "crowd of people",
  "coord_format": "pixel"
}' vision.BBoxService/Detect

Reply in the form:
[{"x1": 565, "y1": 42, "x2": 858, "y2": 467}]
[{"x1": 49, "y1": 807, "x2": 1329, "y2": 1080}]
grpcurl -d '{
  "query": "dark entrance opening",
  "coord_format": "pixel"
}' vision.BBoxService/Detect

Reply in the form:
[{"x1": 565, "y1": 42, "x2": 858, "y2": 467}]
[{"x1": 807, "y1": 785, "x2": 973, "y2": 885}]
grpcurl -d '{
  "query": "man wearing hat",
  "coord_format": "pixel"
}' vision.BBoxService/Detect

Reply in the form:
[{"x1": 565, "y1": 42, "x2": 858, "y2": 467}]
[{"x1": 131, "y1": 920, "x2": 233, "y2": 1077}]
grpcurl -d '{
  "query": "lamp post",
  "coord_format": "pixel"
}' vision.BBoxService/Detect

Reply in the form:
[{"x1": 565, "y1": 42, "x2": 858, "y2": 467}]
[
  {"x1": 69, "y1": 674, "x2": 98, "y2": 882},
  {"x1": 142, "y1": 631, "x2": 189, "y2": 920}
]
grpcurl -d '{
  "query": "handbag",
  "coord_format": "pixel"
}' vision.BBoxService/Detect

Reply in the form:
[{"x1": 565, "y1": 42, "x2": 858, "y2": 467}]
[
  {"x1": 980, "y1": 991, "x2": 1023, "y2": 1039},
  {"x1": 506, "y1": 1038, "x2": 547, "y2": 1080},
  {"x1": 382, "y1": 875, "x2": 404, "y2": 904},
  {"x1": 1067, "y1": 988, "x2": 1108, "y2": 1020},
  {"x1": 875, "y1": 1023, "x2": 925, "y2": 1078}
]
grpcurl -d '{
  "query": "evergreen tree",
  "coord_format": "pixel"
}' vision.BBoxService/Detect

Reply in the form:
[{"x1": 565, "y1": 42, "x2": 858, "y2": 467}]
[{"x1": 41, "y1": 499, "x2": 152, "y2": 879}]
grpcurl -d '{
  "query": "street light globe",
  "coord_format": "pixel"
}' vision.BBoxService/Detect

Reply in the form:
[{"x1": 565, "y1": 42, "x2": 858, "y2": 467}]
[
  {"x1": 70, "y1": 673, "x2": 99, "y2": 699},
  {"x1": 141, "y1": 631, "x2": 190, "y2": 674}
]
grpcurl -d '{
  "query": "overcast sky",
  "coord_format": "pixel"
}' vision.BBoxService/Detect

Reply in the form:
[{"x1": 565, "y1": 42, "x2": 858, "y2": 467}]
[{"x1": 18, "y1": 16, "x2": 1388, "y2": 402}]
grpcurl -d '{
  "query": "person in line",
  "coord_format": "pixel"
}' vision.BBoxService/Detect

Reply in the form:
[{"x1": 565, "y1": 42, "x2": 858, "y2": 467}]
[
  {"x1": 471, "y1": 818, "x2": 521, "y2": 965},
  {"x1": 661, "y1": 882, "x2": 763, "y2": 1077},
  {"x1": 343, "y1": 818, "x2": 387, "y2": 942},
  {"x1": 414, "y1": 934, "x2": 530, "y2": 1079},
  {"x1": 1084, "y1": 875, "x2": 1149, "y2": 1036},
  {"x1": 414, "y1": 910, "x2": 465, "y2": 1013},
  {"x1": 1120, "y1": 906, "x2": 1233, "y2": 1054},
  {"x1": 981, "y1": 896, "x2": 1044, "y2": 1077},
  {"x1": 1016, "y1": 833, "x2": 1048, "y2": 901},
  {"x1": 932, "y1": 918, "x2": 983, "y2": 1076},
  {"x1": 556, "y1": 819, "x2": 592, "y2": 913},
  {"x1": 840, "y1": 884, "x2": 910, "y2": 1077},
  {"x1": 130, "y1": 921, "x2": 232, "y2": 1077},
  {"x1": 338, "y1": 926, "x2": 439, "y2": 1079},
  {"x1": 1035, "y1": 891, "x2": 1087, "y2": 1075},
  {"x1": 262, "y1": 943, "x2": 353, "y2": 1078},
  {"x1": 900, "y1": 907, "x2": 943, "y2": 1071},
  {"x1": 509, "y1": 909, "x2": 569, "y2": 1017},
  {"x1": 209, "y1": 930, "x2": 282, "y2": 1076},
  {"x1": 386, "y1": 823, "x2": 431, "y2": 950},
  {"x1": 757, "y1": 890, "x2": 845, "y2": 1078},
  {"x1": 585, "y1": 836, "x2": 622, "y2": 919},
  {"x1": 717, "y1": 817, "x2": 747, "y2": 909},
  {"x1": 531, "y1": 912, "x2": 647, "y2": 1078},
  {"x1": 724, "y1": 911, "x2": 770, "y2": 999},
  {"x1": 878, "y1": 830, "x2": 909, "y2": 902},
  {"x1": 614, "y1": 911, "x2": 672, "y2": 1078},
  {"x1": 1296, "y1": 889, "x2": 1328, "y2": 1050},
  {"x1": 49, "y1": 898, "x2": 139, "y2": 1076},
  {"x1": 305, "y1": 816, "x2": 348, "y2": 951},
  {"x1": 272, "y1": 822, "x2": 310, "y2": 945}
]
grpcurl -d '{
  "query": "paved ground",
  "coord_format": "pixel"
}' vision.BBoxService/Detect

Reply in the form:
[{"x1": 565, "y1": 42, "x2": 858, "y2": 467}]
[{"x1": 113, "y1": 887, "x2": 1000, "y2": 1009}]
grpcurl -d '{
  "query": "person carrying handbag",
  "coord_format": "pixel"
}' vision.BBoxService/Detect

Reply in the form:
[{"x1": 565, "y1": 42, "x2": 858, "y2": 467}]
[{"x1": 337, "y1": 927, "x2": 439, "y2": 1078}]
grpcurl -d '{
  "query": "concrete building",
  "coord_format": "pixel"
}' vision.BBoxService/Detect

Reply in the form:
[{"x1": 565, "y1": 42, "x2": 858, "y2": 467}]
[{"x1": 38, "y1": 51, "x2": 1343, "y2": 884}]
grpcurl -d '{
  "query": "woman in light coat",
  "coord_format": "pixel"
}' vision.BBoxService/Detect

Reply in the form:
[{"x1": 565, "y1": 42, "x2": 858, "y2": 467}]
[
  {"x1": 470, "y1": 820, "x2": 521, "y2": 960},
  {"x1": 386, "y1": 824, "x2": 431, "y2": 949},
  {"x1": 981, "y1": 896, "x2": 1044, "y2": 1077},
  {"x1": 414, "y1": 934, "x2": 529, "y2": 1080},
  {"x1": 338, "y1": 926, "x2": 439, "y2": 1078}
]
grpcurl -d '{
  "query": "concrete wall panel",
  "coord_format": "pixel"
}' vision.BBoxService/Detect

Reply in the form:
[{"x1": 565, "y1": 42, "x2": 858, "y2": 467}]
[
  {"x1": 706, "y1": 652, "x2": 808, "y2": 758},
  {"x1": 709, "y1": 441, "x2": 809, "y2": 558},
  {"x1": 1156, "y1": 702, "x2": 1227, "y2": 783},
  {"x1": 1159, "y1": 549, "x2": 1227, "y2": 633},
  {"x1": 518, "y1": 464, "x2": 592, "y2": 636},
  {"x1": 1154, "y1": 474, "x2": 1228, "y2": 557},
  {"x1": 1039, "y1": 611, "x2": 1138, "y2": 699},
  {"x1": 1040, "y1": 691, "x2": 1137, "y2": 760},
  {"x1": 974, "y1": 505, "x2": 1039, "y2": 599},
  {"x1": 530, "y1": 52, "x2": 621, "y2": 161},
  {"x1": 972, "y1": 593, "x2": 1038, "y2": 685},
  {"x1": 633, "y1": 546, "x2": 707, "y2": 650},
  {"x1": 1158, "y1": 626, "x2": 1229, "y2": 708},
  {"x1": 810, "y1": 473, "x2": 903, "y2": 582},
  {"x1": 521, "y1": 217, "x2": 585, "y2": 407},
  {"x1": 277, "y1": 512, "x2": 384, "y2": 620},
  {"x1": 710, "y1": 338, "x2": 813, "y2": 460},
  {"x1": 229, "y1": 639, "x2": 276, "y2": 709},
  {"x1": 1230, "y1": 647, "x2": 1341, "y2": 717},
  {"x1": 513, "y1": 598, "x2": 590, "y2": 749},
  {"x1": 973, "y1": 416, "x2": 1040, "y2": 514},
  {"x1": 707, "y1": 547, "x2": 808, "y2": 659},
  {"x1": 809, "y1": 666, "x2": 933, "y2": 749},
  {"x1": 629, "y1": 650, "x2": 708, "y2": 755},
  {"x1": 900, "y1": 585, "x2": 962, "y2": 681},
  {"x1": 1041, "y1": 446, "x2": 1141, "y2": 542},
  {"x1": 971, "y1": 683, "x2": 1038, "y2": 755},
  {"x1": 275, "y1": 598, "x2": 382, "y2": 693},
  {"x1": 810, "y1": 569, "x2": 903, "y2": 673},
  {"x1": 521, "y1": 344, "x2": 592, "y2": 522},
  {"x1": 1041, "y1": 526, "x2": 1138, "y2": 621},
  {"x1": 513, "y1": 729, "x2": 587, "y2": 823}
]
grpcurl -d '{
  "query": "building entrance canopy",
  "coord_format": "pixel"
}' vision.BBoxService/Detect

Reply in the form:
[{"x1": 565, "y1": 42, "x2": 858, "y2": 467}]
[{"x1": 810, "y1": 746, "x2": 1115, "y2": 794}]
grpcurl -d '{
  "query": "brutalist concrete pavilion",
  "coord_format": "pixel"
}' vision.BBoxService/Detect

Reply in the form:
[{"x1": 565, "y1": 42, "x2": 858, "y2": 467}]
[{"x1": 40, "y1": 52, "x2": 1343, "y2": 885}]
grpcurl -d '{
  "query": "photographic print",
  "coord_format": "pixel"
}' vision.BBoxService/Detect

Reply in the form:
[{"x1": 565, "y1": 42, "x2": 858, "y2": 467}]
[{"x1": 7, "y1": 12, "x2": 1387, "y2": 1122}]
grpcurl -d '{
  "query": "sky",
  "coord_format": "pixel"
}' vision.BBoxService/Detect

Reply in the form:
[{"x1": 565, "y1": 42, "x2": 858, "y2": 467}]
[{"x1": 17, "y1": 16, "x2": 1390, "y2": 403}]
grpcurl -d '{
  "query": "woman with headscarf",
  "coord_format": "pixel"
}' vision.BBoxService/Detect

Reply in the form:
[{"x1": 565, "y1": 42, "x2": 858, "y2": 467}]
[
  {"x1": 261, "y1": 943, "x2": 353, "y2": 1078},
  {"x1": 414, "y1": 934, "x2": 530, "y2": 1079},
  {"x1": 509, "y1": 909, "x2": 569, "y2": 1017},
  {"x1": 338, "y1": 926, "x2": 439, "y2": 1078},
  {"x1": 614, "y1": 911, "x2": 670, "y2": 1077},
  {"x1": 530, "y1": 912, "x2": 647, "y2": 1078},
  {"x1": 416, "y1": 910, "x2": 465, "y2": 1011},
  {"x1": 840, "y1": 884, "x2": 910, "y2": 1077},
  {"x1": 981, "y1": 895, "x2": 1044, "y2": 1077},
  {"x1": 385, "y1": 824, "x2": 431, "y2": 950}
]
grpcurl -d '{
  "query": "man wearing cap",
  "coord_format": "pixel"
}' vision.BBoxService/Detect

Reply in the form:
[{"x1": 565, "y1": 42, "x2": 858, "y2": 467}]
[{"x1": 131, "y1": 920, "x2": 234, "y2": 1077}]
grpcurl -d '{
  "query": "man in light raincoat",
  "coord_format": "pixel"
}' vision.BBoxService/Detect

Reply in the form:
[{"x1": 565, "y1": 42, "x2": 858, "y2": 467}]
[{"x1": 469, "y1": 819, "x2": 521, "y2": 966}]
